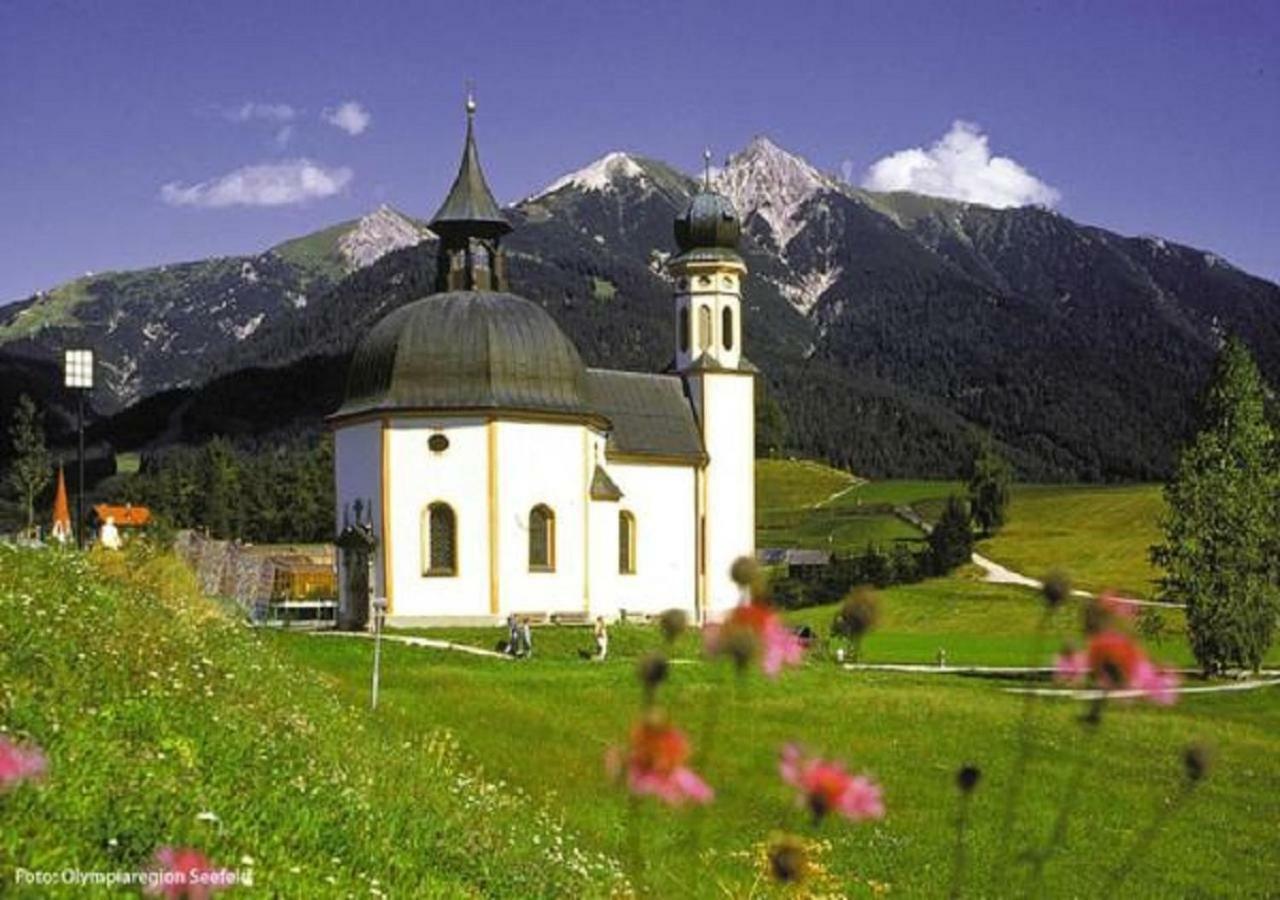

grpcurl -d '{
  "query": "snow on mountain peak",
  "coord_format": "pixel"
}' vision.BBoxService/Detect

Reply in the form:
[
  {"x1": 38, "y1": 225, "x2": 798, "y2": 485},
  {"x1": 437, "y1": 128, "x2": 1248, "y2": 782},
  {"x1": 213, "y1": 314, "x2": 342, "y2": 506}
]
[
  {"x1": 338, "y1": 205, "x2": 426, "y2": 269},
  {"x1": 528, "y1": 152, "x2": 648, "y2": 201},
  {"x1": 716, "y1": 136, "x2": 832, "y2": 249}
]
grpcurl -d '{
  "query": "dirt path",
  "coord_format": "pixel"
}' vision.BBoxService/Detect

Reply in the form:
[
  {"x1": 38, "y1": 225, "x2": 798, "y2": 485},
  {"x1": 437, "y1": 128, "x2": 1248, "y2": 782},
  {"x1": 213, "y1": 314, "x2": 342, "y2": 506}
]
[
  {"x1": 892, "y1": 505, "x2": 1183, "y2": 609},
  {"x1": 311, "y1": 630, "x2": 512, "y2": 660}
]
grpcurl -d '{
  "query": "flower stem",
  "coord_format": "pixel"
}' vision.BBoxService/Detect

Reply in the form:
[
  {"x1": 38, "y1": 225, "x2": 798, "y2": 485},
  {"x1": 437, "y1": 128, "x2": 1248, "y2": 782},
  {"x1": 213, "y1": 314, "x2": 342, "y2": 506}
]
[
  {"x1": 990, "y1": 607, "x2": 1053, "y2": 887},
  {"x1": 1023, "y1": 696, "x2": 1103, "y2": 898},
  {"x1": 686, "y1": 664, "x2": 732, "y2": 857},
  {"x1": 950, "y1": 791, "x2": 974, "y2": 900},
  {"x1": 1101, "y1": 782, "x2": 1195, "y2": 892}
]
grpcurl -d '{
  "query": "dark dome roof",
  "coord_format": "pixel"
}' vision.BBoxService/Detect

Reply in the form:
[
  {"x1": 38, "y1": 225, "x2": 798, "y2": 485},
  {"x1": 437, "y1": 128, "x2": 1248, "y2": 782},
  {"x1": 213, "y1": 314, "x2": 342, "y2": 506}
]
[
  {"x1": 674, "y1": 191, "x2": 741, "y2": 254},
  {"x1": 336, "y1": 291, "x2": 589, "y2": 418}
]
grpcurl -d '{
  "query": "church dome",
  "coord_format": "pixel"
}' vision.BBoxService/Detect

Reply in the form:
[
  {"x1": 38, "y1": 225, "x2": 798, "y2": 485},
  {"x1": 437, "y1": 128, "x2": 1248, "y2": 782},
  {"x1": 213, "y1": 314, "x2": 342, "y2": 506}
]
[
  {"x1": 337, "y1": 291, "x2": 590, "y2": 418},
  {"x1": 674, "y1": 190, "x2": 741, "y2": 255}
]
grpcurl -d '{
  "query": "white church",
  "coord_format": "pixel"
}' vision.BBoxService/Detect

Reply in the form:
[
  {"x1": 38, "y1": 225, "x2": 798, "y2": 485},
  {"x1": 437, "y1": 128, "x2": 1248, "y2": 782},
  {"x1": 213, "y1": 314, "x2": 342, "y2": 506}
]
[{"x1": 331, "y1": 100, "x2": 754, "y2": 627}]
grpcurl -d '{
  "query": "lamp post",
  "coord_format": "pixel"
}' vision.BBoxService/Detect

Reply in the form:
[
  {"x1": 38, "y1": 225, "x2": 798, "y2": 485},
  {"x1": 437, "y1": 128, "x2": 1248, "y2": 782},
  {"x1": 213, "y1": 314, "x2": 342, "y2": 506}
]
[
  {"x1": 63, "y1": 349, "x2": 94, "y2": 550},
  {"x1": 370, "y1": 596, "x2": 388, "y2": 710}
]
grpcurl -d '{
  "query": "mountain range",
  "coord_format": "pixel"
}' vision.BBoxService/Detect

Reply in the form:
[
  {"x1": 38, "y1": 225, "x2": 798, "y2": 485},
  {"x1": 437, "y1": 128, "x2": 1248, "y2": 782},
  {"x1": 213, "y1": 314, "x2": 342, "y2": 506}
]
[{"x1": 2, "y1": 137, "x2": 1278, "y2": 481}]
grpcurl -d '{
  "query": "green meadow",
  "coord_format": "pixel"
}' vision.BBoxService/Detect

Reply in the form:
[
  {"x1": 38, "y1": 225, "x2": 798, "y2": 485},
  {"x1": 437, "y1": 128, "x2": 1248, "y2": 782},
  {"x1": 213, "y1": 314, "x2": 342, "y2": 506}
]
[{"x1": 1, "y1": 460, "x2": 1277, "y2": 896}]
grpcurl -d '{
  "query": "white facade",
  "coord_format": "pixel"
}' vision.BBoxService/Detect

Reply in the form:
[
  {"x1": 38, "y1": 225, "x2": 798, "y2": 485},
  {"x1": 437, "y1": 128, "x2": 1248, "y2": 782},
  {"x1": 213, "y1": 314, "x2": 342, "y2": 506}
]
[{"x1": 333, "y1": 414, "x2": 703, "y2": 626}]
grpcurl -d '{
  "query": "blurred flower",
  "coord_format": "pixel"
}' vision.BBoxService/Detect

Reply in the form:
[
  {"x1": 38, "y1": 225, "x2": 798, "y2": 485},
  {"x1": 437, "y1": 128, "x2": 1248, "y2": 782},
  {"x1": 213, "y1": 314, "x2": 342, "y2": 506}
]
[
  {"x1": 657, "y1": 608, "x2": 689, "y2": 643},
  {"x1": 767, "y1": 833, "x2": 808, "y2": 884},
  {"x1": 1042, "y1": 572, "x2": 1071, "y2": 609},
  {"x1": 832, "y1": 587, "x2": 880, "y2": 639},
  {"x1": 705, "y1": 603, "x2": 804, "y2": 677},
  {"x1": 0, "y1": 737, "x2": 46, "y2": 790},
  {"x1": 636, "y1": 653, "x2": 669, "y2": 691},
  {"x1": 729, "y1": 556, "x2": 761, "y2": 590},
  {"x1": 1054, "y1": 646, "x2": 1089, "y2": 682},
  {"x1": 1055, "y1": 630, "x2": 1179, "y2": 704},
  {"x1": 1183, "y1": 744, "x2": 1211, "y2": 783},
  {"x1": 1083, "y1": 591, "x2": 1137, "y2": 634},
  {"x1": 779, "y1": 744, "x2": 884, "y2": 823},
  {"x1": 607, "y1": 715, "x2": 712, "y2": 807},
  {"x1": 955, "y1": 764, "x2": 982, "y2": 794},
  {"x1": 147, "y1": 847, "x2": 235, "y2": 898}
]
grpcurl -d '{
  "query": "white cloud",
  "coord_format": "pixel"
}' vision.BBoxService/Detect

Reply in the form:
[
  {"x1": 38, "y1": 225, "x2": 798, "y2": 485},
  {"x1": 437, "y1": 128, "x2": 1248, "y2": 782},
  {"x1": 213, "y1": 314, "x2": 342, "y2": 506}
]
[
  {"x1": 861, "y1": 121, "x2": 1059, "y2": 209},
  {"x1": 226, "y1": 102, "x2": 296, "y2": 123},
  {"x1": 323, "y1": 101, "x2": 371, "y2": 136},
  {"x1": 273, "y1": 125, "x2": 294, "y2": 148},
  {"x1": 160, "y1": 159, "x2": 353, "y2": 208}
]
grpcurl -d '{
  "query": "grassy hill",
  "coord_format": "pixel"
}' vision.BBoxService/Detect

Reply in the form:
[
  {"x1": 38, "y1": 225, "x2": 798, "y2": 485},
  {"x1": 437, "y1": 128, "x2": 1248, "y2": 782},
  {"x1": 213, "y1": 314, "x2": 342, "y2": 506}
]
[
  {"x1": 0, "y1": 545, "x2": 620, "y2": 897},
  {"x1": 978, "y1": 484, "x2": 1165, "y2": 597}
]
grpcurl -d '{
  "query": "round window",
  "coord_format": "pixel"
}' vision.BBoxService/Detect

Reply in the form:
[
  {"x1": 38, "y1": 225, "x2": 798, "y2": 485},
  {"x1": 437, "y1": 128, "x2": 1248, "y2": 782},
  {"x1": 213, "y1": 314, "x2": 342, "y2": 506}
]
[{"x1": 428, "y1": 434, "x2": 450, "y2": 453}]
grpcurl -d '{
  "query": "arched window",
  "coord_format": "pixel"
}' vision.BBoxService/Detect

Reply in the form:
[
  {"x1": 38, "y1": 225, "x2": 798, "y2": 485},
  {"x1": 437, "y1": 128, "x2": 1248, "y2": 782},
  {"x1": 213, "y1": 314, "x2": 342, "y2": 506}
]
[
  {"x1": 678, "y1": 306, "x2": 690, "y2": 354},
  {"x1": 529, "y1": 504, "x2": 555, "y2": 571},
  {"x1": 697, "y1": 305, "x2": 712, "y2": 351},
  {"x1": 423, "y1": 503, "x2": 457, "y2": 576},
  {"x1": 722, "y1": 306, "x2": 734, "y2": 351},
  {"x1": 619, "y1": 511, "x2": 636, "y2": 575}
]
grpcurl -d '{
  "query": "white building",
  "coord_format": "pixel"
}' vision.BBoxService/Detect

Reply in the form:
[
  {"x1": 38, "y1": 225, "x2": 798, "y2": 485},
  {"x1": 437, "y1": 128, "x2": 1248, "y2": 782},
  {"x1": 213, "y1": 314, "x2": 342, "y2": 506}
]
[{"x1": 330, "y1": 101, "x2": 754, "y2": 627}]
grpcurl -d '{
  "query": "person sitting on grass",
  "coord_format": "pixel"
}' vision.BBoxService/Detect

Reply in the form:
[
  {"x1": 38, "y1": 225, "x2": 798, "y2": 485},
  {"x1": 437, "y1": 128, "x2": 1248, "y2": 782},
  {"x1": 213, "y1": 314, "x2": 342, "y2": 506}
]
[
  {"x1": 506, "y1": 613, "x2": 520, "y2": 657},
  {"x1": 520, "y1": 617, "x2": 533, "y2": 659}
]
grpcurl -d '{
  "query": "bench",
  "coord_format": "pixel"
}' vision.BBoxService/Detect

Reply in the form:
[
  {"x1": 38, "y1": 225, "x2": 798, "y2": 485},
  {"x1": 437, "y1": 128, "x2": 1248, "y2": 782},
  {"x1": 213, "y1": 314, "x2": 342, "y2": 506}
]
[
  {"x1": 618, "y1": 609, "x2": 653, "y2": 625},
  {"x1": 549, "y1": 611, "x2": 591, "y2": 626}
]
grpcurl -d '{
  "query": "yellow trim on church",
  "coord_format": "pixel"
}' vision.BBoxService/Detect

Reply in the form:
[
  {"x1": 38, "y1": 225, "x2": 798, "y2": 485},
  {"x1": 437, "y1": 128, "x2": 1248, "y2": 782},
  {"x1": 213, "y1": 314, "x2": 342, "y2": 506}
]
[
  {"x1": 487, "y1": 419, "x2": 500, "y2": 615},
  {"x1": 380, "y1": 417, "x2": 394, "y2": 616}
]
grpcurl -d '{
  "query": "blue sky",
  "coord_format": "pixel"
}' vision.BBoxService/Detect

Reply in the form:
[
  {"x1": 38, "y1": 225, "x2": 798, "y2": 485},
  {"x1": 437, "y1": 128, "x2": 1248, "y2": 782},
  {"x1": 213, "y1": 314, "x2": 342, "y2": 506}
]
[{"x1": 1, "y1": 0, "x2": 1277, "y2": 301}]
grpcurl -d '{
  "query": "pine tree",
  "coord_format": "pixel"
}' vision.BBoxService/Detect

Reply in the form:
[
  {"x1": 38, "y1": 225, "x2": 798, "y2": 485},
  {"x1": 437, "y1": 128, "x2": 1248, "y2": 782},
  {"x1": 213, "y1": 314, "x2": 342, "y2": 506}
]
[
  {"x1": 1152, "y1": 337, "x2": 1280, "y2": 673},
  {"x1": 967, "y1": 439, "x2": 1012, "y2": 536},
  {"x1": 6, "y1": 394, "x2": 52, "y2": 536},
  {"x1": 928, "y1": 495, "x2": 974, "y2": 575}
]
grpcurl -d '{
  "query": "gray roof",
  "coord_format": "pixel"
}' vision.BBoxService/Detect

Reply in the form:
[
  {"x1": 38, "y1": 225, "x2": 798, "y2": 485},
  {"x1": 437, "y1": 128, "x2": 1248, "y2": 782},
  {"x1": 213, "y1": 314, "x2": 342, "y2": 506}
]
[
  {"x1": 589, "y1": 465, "x2": 624, "y2": 501},
  {"x1": 586, "y1": 369, "x2": 705, "y2": 463},
  {"x1": 429, "y1": 106, "x2": 511, "y2": 239},
  {"x1": 336, "y1": 291, "x2": 589, "y2": 419}
]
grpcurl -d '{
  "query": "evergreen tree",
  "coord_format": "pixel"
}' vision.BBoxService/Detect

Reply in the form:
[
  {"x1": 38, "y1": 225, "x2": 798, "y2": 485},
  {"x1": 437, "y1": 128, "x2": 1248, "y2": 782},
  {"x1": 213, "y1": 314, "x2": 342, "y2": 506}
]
[
  {"x1": 1152, "y1": 337, "x2": 1280, "y2": 673},
  {"x1": 967, "y1": 439, "x2": 1012, "y2": 536},
  {"x1": 6, "y1": 394, "x2": 52, "y2": 536},
  {"x1": 928, "y1": 495, "x2": 974, "y2": 575}
]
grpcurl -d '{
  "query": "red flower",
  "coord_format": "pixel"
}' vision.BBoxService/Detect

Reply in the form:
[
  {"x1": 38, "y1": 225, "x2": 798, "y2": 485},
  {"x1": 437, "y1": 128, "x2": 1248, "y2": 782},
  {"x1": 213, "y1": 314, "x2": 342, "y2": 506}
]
[
  {"x1": 704, "y1": 602, "x2": 805, "y2": 676},
  {"x1": 1054, "y1": 630, "x2": 1179, "y2": 704},
  {"x1": 147, "y1": 847, "x2": 236, "y2": 898},
  {"x1": 607, "y1": 719, "x2": 712, "y2": 806},
  {"x1": 779, "y1": 744, "x2": 884, "y2": 823},
  {"x1": 0, "y1": 737, "x2": 46, "y2": 791}
]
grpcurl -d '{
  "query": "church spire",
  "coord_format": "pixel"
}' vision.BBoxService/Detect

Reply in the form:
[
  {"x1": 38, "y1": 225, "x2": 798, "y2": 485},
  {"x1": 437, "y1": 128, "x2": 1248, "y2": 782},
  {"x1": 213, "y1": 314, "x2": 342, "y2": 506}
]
[{"x1": 430, "y1": 93, "x2": 512, "y2": 292}]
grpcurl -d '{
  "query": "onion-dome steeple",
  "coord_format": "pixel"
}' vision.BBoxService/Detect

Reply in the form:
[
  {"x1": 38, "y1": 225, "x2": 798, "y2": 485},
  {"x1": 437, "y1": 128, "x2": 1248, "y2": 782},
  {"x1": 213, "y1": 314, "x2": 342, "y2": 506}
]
[
  {"x1": 672, "y1": 150, "x2": 742, "y2": 264},
  {"x1": 429, "y1": 95, "x2": 512, "y2": 291}
]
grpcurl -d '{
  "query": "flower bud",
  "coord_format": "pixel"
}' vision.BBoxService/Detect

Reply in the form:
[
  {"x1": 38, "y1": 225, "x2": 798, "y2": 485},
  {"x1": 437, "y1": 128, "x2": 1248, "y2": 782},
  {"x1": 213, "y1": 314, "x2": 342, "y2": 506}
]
[
  {"x1": 658, "y1": 608, "x2": 689, "y2": 643},
  {"x1": 1042, "y1": 571, "x2": 1071, "y2": 609},
  {"x1": 833, "y1": 587, "x2": 880, "y2": 639},
  {"x1": 956, "y1": 764, "x2": 981, "y2": 794},
  {"x1": 636, "y1": 653, "x2": 669, "y2": 690},
  {"x1": 1183, "y1": 743, "x2": 1211, "y2": 783},
  {"x1": 767, "y1": 834, "x2": 808, "y2": 884}
]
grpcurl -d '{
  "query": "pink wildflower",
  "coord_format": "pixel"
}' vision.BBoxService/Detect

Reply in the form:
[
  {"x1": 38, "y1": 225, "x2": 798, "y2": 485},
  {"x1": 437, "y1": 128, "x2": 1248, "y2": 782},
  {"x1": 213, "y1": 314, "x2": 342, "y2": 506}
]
[
  {"x1": 608, "y1": 718, "x2": 713, "y2": 806},
  {"x1": 0, "y1": 737, "x2": 46, "y2": 790},
  {"x1": 1055, "y1": 630, "x2": 1179, "y2": 704},
  {"x1": 147, "y1": 847, "x2": 236, "y2": 899},
  {"x1": 704, "y1": 602, "x2": 805, "y2": 676},
  {"x1": 779, "y1": 744, "x2": 884, "y2": 823},
  {"x1": 1054, "y1": 648, "x2": 1089, "y2": 683}
]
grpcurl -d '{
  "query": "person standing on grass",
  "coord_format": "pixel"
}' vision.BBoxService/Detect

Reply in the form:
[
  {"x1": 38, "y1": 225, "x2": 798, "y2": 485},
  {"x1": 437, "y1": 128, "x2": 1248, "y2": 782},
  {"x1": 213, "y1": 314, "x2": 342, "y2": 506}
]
[
  {"x1": 594, "y1": 616, "x2": 609, "y2": 661},
  {"x1": 521, "y1": 617, "x2": 533, "y2": 659},
  {"x1": 506, "y1": 612, "x2": 519, "y2": 656}
]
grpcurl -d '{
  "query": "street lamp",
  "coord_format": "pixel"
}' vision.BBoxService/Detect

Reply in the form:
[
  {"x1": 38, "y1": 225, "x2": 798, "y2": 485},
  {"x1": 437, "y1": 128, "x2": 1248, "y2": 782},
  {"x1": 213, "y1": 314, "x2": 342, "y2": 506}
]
[
  {"x1": 370, "y1": 596, "x2": 388, "y2": 710},
  {"x1": 63, "y1": 349, "x2": 93, "y2": 550}
]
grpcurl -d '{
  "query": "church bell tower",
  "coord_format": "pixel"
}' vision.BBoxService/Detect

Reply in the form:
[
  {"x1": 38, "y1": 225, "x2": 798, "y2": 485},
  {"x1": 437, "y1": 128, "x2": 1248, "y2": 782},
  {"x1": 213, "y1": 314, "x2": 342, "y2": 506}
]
[
  {"x1": 429, "y1": 95, "x2": 512, "y2": 292},
  {"x1": 670, "y1": 154, "x2": 756, "y2": 620}
]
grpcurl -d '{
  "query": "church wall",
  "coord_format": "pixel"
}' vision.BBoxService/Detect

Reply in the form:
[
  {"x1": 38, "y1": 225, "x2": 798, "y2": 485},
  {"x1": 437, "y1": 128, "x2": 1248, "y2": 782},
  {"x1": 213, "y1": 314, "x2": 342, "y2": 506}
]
[
  {"x1": 691, "y1": 373, "x2": 755, "y2": 618},
  {"x1": 334, "y1": 421, "x2": 384, "y2": 599},
  {"x1": 384, "y1": 416, "x2": 491, "y2": 620},
  {"x1": 595, "y1": 459, "x2": 697, "y2": 618},
  {"x1": 493, "y1": 420, "x2": 591, "y2": 615}
]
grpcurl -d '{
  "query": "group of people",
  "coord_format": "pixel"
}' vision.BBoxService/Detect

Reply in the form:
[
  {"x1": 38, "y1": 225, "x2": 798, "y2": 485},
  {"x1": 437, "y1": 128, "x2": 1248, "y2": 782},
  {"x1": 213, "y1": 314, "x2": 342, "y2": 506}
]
[{"x1": 502, "y1": 614, "x2": 610, "y2": 661}]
